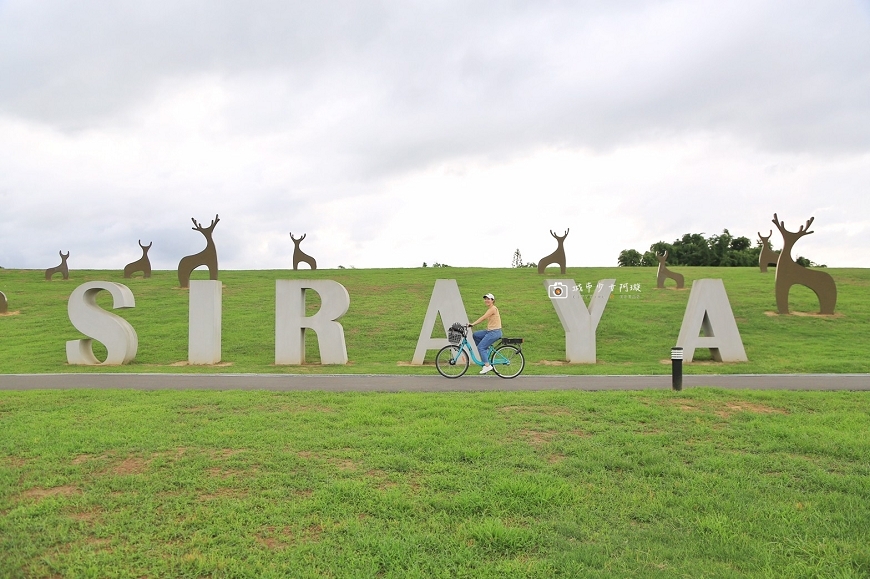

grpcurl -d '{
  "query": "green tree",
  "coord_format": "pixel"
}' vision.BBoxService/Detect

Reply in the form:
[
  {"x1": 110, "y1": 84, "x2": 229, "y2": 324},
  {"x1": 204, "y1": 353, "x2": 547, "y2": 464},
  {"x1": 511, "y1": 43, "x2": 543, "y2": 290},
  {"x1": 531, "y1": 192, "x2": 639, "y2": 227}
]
[
  {"x1": 618, "y1": 229, "x2": 767, "y2": 266},
  {"x1": 617, "y1": 249, "x2": 642, "y2": 267}
]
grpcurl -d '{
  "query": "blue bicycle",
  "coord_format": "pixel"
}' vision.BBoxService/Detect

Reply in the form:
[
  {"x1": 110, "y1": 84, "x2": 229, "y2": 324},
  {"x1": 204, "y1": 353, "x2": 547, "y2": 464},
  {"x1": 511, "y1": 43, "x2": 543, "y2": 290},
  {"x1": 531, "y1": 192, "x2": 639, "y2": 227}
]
[{"x1": 435, "y1": 323, "x2": 525, "y2": 379}]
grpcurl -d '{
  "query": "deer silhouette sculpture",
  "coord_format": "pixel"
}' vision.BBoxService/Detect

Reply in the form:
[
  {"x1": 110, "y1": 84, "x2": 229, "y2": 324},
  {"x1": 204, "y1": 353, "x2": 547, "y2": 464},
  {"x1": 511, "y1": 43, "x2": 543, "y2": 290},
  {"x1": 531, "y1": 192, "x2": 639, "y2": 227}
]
[
  {"x1": 178, "y1": 215, "x2": 220, "y2": 288},
  {"x1": 757, "y1": 230, "x2": 779, "y2": 273},
  {"x1": 45, "y1": 251, "x2": 70, "y2": 280},
  {"x1": 290, "y1": 232, "x2": 317, "y2": 270},
  {"x1": 656, "y1": 251, "x2": 685, "y2": 289},
  {"x1": 537, "y1": 229, "x2": 569, "y2": 274},
  {"x1": 771, "y1": 214, "x2": 836, "y2": 314},
  {"x1": 124, "y1": 240, "x2": 153, "y2": 278},
  {"x1": 0, "y1": 291, "x2": 7, "y2": 314}
]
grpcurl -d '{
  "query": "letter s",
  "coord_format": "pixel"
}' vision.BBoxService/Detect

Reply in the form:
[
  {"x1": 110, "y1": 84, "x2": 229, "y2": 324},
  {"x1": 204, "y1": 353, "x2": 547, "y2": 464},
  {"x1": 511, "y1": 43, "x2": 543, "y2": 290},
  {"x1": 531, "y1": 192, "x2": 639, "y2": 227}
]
[{"x1": 66, "y1": 281, "x2": 138, "y2": 365}]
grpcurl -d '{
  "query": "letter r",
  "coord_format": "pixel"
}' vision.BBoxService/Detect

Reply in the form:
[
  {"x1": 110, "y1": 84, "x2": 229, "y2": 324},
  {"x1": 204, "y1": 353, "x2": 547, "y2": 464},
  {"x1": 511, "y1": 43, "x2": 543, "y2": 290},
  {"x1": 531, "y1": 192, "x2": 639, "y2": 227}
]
[{"x1": 275, "y1": 280, "x2": 350, "y2": 365}]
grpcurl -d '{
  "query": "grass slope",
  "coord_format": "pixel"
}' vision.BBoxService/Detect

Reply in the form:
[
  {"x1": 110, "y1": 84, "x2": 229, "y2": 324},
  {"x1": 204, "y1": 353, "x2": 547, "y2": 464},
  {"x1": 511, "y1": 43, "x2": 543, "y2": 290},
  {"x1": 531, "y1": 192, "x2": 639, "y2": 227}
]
[
  {"x1": 1, "y1": 267, "x2": 869, "y2": 374},
  {"x1": 1, "y1": 389, "x2": 868, "y2": 578}
]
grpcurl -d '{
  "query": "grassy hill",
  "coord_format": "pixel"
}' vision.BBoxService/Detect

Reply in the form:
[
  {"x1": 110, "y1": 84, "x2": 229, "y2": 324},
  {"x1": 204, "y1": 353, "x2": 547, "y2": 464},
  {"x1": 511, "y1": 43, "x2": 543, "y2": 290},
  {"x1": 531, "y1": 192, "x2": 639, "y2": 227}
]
[{"x1": 1, "y1": 267, "x2": 868, "y2": 374}]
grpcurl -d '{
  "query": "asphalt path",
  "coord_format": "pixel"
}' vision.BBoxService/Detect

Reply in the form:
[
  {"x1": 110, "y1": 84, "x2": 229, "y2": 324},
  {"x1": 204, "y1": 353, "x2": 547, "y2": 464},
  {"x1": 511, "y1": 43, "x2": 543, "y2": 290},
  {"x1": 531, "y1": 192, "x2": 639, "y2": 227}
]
[{"x1": 1, "y1": 373, "x2": 869, "y2": 391}]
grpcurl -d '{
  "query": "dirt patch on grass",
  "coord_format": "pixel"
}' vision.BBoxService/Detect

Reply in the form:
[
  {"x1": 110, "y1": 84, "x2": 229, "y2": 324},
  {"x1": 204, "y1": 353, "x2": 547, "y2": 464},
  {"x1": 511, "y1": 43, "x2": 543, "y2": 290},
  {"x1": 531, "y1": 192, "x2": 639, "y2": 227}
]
[
  {"x1": 329, "y1": 458, "x2": 359, "y2": 471},
  {"x1": 547, "y1": 453, "x2": 567, "y2": 464},
  {"x1": 113, "y1": 457, "x2": 150, "y2": 475},
  {"x1": 0, "y1": 311, "x2": 21, "y2": 316},
  {"x1": 713, "y1": 402, "x2": 788, "y2": 418},
  {"x1": 764, "y1": 311, "x2": 844, "y2": 318},
  {"x1": 662, "y1": 398, "x2": 788, "y2": 418},
  {"x1": 3, "y1": 456, "x2": 27, "y2": 468},
  {"x1": 20, "y1": 485, "x2": 81, "y2": 500},
  {"x1": 518, "y1": 429, "x2": 556, "y2": 446},
  {"x1": 256, "y1": 524, "x2": 322, "y2": 549},
  {"x1": 536, "y1": 360, "x2": 566, "y2": 366}
]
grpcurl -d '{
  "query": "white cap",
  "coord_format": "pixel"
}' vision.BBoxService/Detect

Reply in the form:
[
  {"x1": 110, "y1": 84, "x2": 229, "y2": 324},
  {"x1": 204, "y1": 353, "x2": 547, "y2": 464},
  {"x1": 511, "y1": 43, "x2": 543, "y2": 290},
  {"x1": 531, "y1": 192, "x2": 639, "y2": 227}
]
[{"x1": 483, "y1": 293, "x2": 495, "y2": 300}]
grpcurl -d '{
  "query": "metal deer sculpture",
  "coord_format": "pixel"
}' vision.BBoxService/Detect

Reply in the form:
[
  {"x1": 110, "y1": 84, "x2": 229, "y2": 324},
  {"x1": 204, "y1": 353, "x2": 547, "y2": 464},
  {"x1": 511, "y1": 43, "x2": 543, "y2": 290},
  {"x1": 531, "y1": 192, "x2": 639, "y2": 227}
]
[
  {"x1": 537, "y1": 229, "x2": 569, "y2": 274},
  {"x1": 45, "y1": 251, "x2": 70, "y2": 280},
  {"x1": 656, "y1": 251, "x2": 685, "y2": 289},
  {"x1": 124, "y1": 240, "x2": 153, "y2": 278},
  {"x1": 178, "y1": 215, "x2": 220, "y2": 288},
  {"x1": 290, "y1": 232, "x2": 317, "y2": 270},
  {"x1": 772, "y1": 214, "x2": 836, "y2": 315},
  {"x1": 757, "y1": 230, "x2": 779, "y2": 273}
]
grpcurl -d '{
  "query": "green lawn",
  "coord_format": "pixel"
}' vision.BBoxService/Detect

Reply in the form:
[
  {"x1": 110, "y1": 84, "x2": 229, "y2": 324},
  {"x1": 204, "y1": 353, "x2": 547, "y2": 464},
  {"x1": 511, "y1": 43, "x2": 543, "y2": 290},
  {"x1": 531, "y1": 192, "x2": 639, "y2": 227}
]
[
  {"x1": 1, "y1": 267, "x2": 868, "y2": 375},
  {"x1": 1, "y1": 388, "x2": 868, "y2": 578}
]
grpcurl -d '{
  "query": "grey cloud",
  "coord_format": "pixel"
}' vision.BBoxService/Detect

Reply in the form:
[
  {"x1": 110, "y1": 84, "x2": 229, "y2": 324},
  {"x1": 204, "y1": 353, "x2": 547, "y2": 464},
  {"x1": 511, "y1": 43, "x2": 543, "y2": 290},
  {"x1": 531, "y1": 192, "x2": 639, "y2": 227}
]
[{"x1": 3, "y1": 0, "x2": 867, "y2": 163}]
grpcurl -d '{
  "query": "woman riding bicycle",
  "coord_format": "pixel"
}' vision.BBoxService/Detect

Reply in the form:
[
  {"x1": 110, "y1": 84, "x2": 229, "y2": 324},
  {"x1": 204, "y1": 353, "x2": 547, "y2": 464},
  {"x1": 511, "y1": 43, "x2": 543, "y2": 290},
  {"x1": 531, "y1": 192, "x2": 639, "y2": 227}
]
[{"x1": 468, "y1": 293, "x2": 502, "y2": 374}]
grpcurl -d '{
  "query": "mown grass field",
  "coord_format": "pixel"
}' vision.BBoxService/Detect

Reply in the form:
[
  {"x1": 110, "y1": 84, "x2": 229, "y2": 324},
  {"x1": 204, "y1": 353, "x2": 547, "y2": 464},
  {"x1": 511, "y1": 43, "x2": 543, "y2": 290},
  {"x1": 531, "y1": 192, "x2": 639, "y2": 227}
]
[
  {"x1": 1, "y1": 388, "x2": 869, "y2": 578},
  {"x1": 1, "y1": 266, "x2": 868, "y2": 374}
]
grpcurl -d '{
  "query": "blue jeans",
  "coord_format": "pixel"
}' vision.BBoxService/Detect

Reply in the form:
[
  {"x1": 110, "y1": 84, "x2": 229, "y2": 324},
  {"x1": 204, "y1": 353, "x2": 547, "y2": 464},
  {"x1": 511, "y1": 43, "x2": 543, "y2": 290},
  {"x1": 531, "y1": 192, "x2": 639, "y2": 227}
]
[{"x1": 473, "y1": 329, "x2": 502, "y2": 365}]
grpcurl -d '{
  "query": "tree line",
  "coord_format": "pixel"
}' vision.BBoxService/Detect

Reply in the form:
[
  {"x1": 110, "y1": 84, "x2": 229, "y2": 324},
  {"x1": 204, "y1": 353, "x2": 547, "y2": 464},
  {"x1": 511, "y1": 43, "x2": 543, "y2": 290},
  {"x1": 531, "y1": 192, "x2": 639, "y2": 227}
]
[{"x1": 618, "y1": 230, "x2": 824, "y2": 267}]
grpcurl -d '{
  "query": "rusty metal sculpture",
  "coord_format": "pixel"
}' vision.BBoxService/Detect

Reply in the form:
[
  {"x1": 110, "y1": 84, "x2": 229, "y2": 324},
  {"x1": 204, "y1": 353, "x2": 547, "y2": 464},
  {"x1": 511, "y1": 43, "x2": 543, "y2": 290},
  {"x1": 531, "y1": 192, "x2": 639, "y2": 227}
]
[
  {"x1": 537, "y1": 229, "x2": 569, "y2": 274},
  {"x1": 656, "y1": 251, "x2": 685, "y2": 289},
  {"x1": 45, "y1": 251, "x2": 70, "y2": 280},
  {"x1": 0, "y1": 290, "x2": 7, "y2": 314},
  {"x1": 124, "y1": 240, "x2": 153, "y2": 278},
  {"x1": 758, "y1": 230, "x2": 779, "y2": 273},
  {"x1": 290, "y1": 232, "x2": 317, "y2": 270},
  {"x1": 178, "y1": 215, "x2": 220, "y2": 289},
  {"x1": 772, "y1": 214, "x2": 836, "y2": 315}
]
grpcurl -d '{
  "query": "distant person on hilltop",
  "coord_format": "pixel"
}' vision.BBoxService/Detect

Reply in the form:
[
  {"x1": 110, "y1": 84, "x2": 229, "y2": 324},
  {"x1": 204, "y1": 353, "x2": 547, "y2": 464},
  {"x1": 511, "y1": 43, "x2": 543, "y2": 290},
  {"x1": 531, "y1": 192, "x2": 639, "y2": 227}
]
[{"x1": 468, "y1": 293, "x2": 502, "y2": 374}]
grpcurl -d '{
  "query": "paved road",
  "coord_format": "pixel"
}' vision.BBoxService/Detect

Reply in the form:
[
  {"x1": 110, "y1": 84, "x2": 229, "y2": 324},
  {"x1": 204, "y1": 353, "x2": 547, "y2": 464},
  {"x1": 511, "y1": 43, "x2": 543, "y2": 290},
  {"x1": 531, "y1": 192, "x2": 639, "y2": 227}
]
[{"x1": 1, "y1": 373, "x2": 869, "y2": 391}]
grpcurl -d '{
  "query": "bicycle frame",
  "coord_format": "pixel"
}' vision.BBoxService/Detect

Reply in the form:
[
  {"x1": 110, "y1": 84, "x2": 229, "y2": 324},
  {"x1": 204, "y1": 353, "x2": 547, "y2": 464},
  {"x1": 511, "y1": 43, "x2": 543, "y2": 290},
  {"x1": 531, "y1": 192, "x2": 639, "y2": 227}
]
[{"x1": 451, "y1": 335, "x2": 509, "y2": 366}]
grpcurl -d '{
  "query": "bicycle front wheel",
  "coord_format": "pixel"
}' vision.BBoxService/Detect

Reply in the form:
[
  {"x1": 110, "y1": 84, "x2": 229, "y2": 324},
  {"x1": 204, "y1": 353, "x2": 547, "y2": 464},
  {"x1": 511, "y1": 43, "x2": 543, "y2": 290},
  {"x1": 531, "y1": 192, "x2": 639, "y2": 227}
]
[
  {"x1": 491, "y1": 345, "x2": 524, "y2": 378},
  {"x1": 435, "y1": 345, "x2": 469, "y2": 378}
]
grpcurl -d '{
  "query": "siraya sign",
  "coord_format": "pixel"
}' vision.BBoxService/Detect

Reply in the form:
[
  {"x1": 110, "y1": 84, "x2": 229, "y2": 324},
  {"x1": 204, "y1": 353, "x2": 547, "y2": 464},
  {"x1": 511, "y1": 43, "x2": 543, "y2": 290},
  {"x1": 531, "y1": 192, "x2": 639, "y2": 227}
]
[{"x1": 63, "y1": 277, "x2": 748, "y2": 366}]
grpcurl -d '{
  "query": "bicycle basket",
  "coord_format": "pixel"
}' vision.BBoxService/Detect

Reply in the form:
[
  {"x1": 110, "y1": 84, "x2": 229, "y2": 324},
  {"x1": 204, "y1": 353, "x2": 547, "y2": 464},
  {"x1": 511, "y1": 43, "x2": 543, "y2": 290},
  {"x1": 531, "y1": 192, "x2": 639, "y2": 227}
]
[{"x1": 447, "y1": 322, "x2": 465, "y2": 344}]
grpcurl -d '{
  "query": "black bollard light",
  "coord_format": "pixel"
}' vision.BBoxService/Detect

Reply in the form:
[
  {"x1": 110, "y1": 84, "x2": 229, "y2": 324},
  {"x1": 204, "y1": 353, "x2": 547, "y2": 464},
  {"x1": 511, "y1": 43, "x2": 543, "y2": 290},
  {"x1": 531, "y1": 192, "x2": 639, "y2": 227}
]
[{"x1": 671, "y1": 347, "x2": 683, "y2": 391}]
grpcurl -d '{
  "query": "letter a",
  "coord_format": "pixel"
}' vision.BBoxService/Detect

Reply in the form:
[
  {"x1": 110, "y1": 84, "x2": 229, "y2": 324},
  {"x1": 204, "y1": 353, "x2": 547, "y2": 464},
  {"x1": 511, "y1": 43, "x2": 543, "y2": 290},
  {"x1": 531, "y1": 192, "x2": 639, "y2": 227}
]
[
  {"x1": 276, "y1": 280, "x2": 350, "y2": 364},
  {"x1": 411, "y1": 279, "x2": 479, "y2": 365},
  {"x1": 66, "y1": 281, "x2": 138, "y2": 365},
  {"x1": 676, "y1": 279, "x2": 747, "y2": 362},
  {"x1": 545, "y1": 279, "x2": 614, "y2": 363}
]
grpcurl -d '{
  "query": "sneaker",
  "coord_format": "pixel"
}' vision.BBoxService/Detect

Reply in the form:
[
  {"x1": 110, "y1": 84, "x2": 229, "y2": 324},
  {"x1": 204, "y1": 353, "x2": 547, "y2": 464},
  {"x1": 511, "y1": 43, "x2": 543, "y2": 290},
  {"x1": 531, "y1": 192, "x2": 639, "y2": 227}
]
[{"x1": 479, "y1": 364, "x2": 493, "y2": 374}]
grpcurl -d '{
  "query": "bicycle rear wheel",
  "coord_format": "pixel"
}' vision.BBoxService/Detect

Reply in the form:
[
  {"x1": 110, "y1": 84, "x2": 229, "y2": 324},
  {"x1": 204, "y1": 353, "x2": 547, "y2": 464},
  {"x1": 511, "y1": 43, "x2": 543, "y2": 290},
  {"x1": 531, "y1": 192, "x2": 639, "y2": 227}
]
[
  {"x1": 436, "y1": 345, "x2": 470, "y2": 378},
  {"x1": 491, "y1": 345, "x2": 524, "y2": 378}
]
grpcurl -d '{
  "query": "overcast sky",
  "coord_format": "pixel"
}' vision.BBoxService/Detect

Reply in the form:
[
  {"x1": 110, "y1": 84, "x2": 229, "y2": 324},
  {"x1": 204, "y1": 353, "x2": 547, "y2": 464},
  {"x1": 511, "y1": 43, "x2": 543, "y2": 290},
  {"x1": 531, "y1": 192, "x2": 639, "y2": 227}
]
[{"x1": 1, "y1": 0, "x2": 868, "y2": 271}]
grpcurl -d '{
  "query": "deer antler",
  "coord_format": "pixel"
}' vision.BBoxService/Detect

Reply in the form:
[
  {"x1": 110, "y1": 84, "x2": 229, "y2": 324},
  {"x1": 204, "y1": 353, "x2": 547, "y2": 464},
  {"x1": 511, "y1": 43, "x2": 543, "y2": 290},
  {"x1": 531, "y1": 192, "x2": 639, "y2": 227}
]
[
  {"x1": 773, "y1": 213, "x2": 814, "y2": 237},
  {"x1": 191, "y1": 214, "x2": 220, "y2": 233}
]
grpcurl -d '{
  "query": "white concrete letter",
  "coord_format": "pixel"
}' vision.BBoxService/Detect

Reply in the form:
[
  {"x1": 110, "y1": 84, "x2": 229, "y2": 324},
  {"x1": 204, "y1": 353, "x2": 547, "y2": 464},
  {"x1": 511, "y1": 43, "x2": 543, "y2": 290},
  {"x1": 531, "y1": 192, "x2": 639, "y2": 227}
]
[
  {"x1": 276, "y1": 280, "x2": 349, "y2": 365},
  {"x1": 66, "y1": 281, "x2": 137, "y2": 365},
  {"x1": 545, "y1": 279, "x2": 615, "y2": 363},
  {"x1": 189, "y1": 280, "x2": 222, "y2": 364},
  {"x1": 676, "y1": 279, "x2": 748, "y2": 362},
  {"x1": 411, "y1": 279, "x2": 480, "y2": 365}
]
